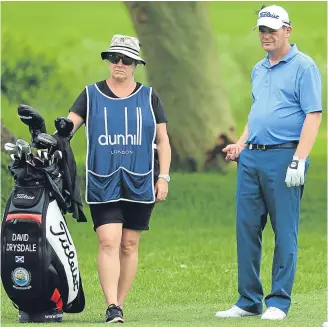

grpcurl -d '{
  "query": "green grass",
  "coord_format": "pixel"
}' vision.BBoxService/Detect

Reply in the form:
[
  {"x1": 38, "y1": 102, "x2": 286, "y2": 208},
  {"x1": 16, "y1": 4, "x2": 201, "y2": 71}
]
[
  {"x1": 1, "y1": 159, "x2": 326, "y2": 326},
  {"x1": 1, "y1": 2, "x2": 327, "y2": 326},
  {"x1": 1, "y1": 295, "x2": 327, "y2": 327}
]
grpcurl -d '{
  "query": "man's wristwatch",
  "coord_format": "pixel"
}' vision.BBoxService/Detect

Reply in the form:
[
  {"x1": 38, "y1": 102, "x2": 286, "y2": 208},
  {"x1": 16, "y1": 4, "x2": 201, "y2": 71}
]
[{"x1": 158, "y1": 174, "x2": 170, "y2": 183}]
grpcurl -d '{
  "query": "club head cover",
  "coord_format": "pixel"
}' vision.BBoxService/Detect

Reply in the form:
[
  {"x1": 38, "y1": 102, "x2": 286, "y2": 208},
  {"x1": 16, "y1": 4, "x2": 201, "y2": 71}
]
[
  {"x1": 54, "y1": 117, "x2": 74, "y2": 138},
  {"x1": 18, "y1": 104, "x2": 47, "y2": 148}
]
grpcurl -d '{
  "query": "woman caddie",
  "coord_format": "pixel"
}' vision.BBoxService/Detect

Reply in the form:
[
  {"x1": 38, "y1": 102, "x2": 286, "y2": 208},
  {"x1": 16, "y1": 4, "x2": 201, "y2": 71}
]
[{"x1": 67, "y1": 34, "x2": 171, "y2": 323}]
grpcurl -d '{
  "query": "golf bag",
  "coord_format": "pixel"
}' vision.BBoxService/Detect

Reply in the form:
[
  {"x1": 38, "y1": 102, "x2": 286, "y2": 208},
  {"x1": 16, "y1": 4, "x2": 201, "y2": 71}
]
[{"x1": 1, "y1": 105, "x2": 85, "y2": 322}]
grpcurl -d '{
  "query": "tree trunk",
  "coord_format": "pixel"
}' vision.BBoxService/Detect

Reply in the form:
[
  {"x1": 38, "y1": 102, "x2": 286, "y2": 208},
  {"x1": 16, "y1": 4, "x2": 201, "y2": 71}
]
[
  {"x1": 125, "y1": 1, "x2": 236, "y2": 171},
  {"x1": 1, "y1": 121, "x2": 16, "y2": 149}
]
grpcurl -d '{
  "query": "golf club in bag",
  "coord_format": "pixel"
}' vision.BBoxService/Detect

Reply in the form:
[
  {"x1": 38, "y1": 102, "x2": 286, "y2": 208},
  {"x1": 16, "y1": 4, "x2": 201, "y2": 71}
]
[{"x1": 1, "y1": 104, "x2": 86, "y2": 323}]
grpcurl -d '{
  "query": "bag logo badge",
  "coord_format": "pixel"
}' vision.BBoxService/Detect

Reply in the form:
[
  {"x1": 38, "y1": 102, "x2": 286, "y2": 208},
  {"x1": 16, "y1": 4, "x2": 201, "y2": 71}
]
[{"x1": 11, "y1": 267, "x2": 31, "y2": 288}]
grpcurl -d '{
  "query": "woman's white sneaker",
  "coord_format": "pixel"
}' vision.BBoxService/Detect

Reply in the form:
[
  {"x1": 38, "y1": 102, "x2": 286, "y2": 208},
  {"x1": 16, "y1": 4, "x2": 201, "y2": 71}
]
[
  {"x1": 261, "y1": 307, "x2": 286, "y2": 320},
  {"x1": 215, "y1": 305, "x2": 260, "y2": 318}
]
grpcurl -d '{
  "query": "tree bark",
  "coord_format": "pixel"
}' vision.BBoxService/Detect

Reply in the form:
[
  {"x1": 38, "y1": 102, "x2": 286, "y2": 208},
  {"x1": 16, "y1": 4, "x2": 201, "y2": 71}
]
[
  {"x1": 125, "y1": 1, "x2": 236, "y2": 171},
  {"x1": 1, "y1": 121, "x2": 16, "y2": 149}
]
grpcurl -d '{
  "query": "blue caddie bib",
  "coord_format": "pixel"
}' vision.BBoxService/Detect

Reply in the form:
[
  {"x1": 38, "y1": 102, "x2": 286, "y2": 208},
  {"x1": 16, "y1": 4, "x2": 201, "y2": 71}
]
[{"x1": 85, "y1": 83, "x2": 156, "y2": 204}]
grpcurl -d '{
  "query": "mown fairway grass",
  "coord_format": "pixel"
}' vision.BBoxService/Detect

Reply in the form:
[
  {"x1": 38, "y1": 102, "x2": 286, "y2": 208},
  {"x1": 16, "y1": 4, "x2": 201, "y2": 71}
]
[
  {"x1": 1, "y1": 1, "x2": 327, "y2": 326},
  {"x1": 1, "y1": 160, "x2": 326, "y2": 326}
]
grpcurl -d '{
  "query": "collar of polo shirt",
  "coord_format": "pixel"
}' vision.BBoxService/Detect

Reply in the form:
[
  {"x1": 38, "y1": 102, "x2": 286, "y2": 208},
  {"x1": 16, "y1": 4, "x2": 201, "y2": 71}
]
[{"x1": 262, "y1": 44, "x2": 299, "y2": 68}]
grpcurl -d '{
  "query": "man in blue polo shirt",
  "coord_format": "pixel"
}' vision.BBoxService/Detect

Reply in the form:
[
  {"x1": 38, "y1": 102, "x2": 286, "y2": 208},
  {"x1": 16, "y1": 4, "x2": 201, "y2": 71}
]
[{"x1": 215, "y1": 5, "x2": 322, "y2": 320}]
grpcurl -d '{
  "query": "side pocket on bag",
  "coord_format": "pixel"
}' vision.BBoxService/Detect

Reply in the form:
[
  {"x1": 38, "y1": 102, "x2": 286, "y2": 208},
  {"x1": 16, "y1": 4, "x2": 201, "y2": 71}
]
[{"x1": 11, "y1": 186, "x2": 44, "y2": 209}]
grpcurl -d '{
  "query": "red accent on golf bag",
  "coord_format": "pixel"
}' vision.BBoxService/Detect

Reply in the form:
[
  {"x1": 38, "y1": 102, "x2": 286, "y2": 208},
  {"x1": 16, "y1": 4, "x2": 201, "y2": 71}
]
[
  {"x1": 6, "y1": 213, "x2": 42, "y2": 223},
  {"x1": 51, "y1": 289, "x2": 63, "y2": 310}
]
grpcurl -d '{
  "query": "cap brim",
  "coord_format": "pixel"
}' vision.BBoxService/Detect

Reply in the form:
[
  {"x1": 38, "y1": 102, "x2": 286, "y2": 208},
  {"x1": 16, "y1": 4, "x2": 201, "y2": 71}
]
[
  {"x1": 101, "y1": 49, "x2": 147, "y2": 65},
  {"x1": 253, "y1": 17, "x2": 283, "y2": 31}
]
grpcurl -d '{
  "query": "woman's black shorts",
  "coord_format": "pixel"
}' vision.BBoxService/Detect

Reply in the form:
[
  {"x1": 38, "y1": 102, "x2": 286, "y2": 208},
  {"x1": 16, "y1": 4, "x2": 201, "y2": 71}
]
[
  {"x1": 90, "y1": 200, "x2": 156, "y2": 232},
  {"x1": 89, "y1": 151, "x2": 159, "y2": 232}
]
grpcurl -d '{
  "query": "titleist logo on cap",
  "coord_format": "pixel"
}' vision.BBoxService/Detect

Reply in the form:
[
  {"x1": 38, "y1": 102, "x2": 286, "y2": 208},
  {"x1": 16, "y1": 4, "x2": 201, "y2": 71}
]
[{"x1": 259, "y1": 11, "x2": 279, "y2": 19}]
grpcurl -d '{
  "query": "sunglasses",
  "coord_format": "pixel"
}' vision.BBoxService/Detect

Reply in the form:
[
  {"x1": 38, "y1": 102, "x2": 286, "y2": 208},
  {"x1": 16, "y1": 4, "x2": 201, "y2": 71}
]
[{"x1": 107, "y1": 53, "x2": 135, "y2": 66}]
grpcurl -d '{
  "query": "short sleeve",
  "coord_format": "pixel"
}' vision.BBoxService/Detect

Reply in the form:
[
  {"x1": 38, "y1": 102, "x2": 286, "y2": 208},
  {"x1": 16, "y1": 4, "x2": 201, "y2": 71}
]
[
  {"x1": 298, "y1": 65, "x2": 323, "y2": 113},
  {"x1": 151, "y1": 89, "x2": 168, "y2": 124},
  {"x1": 69, "y1": 88, "x2": 87, "y2": 121}
]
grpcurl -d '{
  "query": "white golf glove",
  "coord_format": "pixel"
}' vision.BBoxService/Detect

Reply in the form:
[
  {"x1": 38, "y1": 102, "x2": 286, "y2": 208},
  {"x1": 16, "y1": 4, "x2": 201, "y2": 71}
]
[{"x1": 285, "y1": 156, "x2": 306, "y2": 187}]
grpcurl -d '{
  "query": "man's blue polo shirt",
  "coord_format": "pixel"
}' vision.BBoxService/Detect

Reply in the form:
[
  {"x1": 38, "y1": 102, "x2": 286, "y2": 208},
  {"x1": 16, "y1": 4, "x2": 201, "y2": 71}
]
[{"x1": 247, "y1": 44, "x2": 322, "y2": 145}]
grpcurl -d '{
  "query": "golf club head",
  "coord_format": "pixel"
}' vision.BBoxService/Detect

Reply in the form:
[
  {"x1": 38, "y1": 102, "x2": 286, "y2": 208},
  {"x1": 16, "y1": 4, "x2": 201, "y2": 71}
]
[
  {"x1": 16, "y1": 139, "x2": 29, "y2": 145},
  {"x1": 16, "y1": 139, "x2": 31, "y2": 162},
  {"x1": 42, "y1": 151, "x2": 49, "y2": 160},
  {"x1": 16, "y1": 143, "x2": 23, "y2": 160},
  {"x1": 5, "y1": 144, "x2": 20, "y2": 164},
  {"x1": 26, "y1": 159, "x2": 36, "y2": 167},
  {"x1": 54, "y1": 117, "x2": 74, "y2": 138},
  {"x1": 53, "y1": 150, "x2": 63, "y2": 160},
  {"x1": 21, "y1": 146, "x2": 32, "y2": 163},
  {"x1": 16, "y1": 139, "x2": 30, "y2": 146},
  {"x1": 38, "y1": 149, "x2": 49, "y2": 166},
  {"x1": 37, "y1": 149, "x2": 43, "y2": 158},
  {"x1": 10, "y1": 154, "x2": 18, "y2": 161},
  {"x1": 52, "y1": 150, "x2": 63, "y2": 166},
  {"x1": 4, "y1": 143, "x2": 19, "y2": 155},
  {"x1": 16, "y1": 139, "x2": 31, "y2": 155}
]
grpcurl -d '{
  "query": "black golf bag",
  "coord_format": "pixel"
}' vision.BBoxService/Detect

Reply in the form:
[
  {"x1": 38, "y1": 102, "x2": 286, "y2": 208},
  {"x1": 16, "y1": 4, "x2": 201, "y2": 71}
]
[{"x1": 1, "y1": 105, "x2": 85, "y2": 323}]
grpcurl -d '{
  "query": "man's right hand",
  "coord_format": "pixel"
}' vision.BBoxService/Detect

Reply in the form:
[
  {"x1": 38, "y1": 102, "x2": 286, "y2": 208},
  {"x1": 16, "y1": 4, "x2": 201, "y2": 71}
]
[{"x1": 222, "y1": 144, "x2": 246, "y2": 162}]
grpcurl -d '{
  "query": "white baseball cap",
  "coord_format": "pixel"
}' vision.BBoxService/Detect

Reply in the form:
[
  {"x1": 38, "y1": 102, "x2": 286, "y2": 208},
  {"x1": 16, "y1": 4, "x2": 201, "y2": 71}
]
[
  {"x1": 253, "y1": 5, "x2": 291, "y2": 30},
  {"x1": 101, "y1": 34, "x2": 146, "y2": 65}
]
